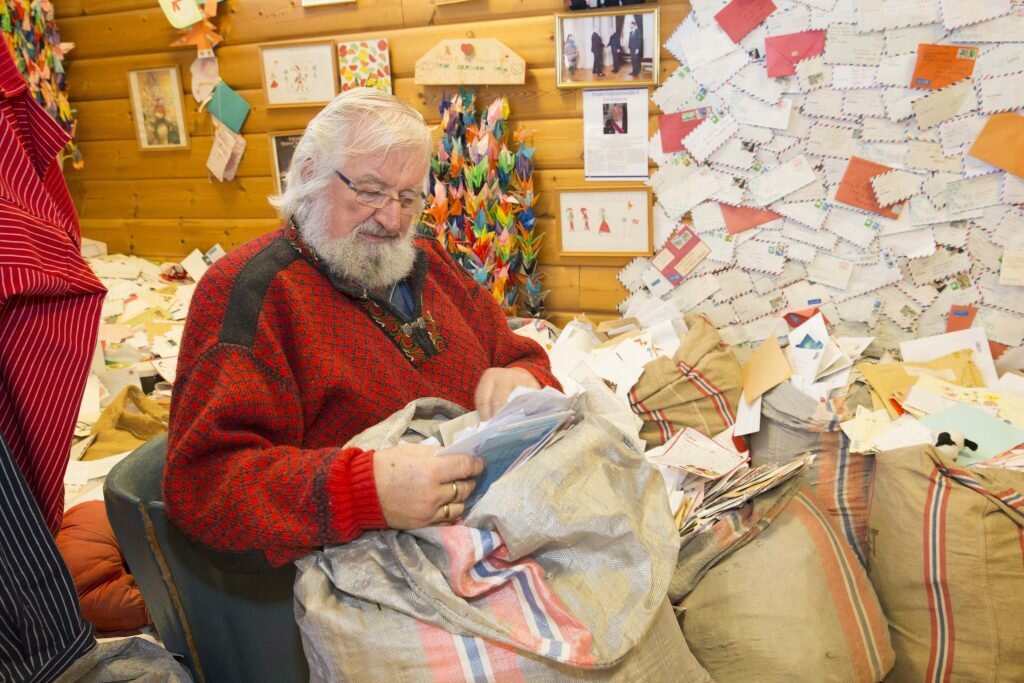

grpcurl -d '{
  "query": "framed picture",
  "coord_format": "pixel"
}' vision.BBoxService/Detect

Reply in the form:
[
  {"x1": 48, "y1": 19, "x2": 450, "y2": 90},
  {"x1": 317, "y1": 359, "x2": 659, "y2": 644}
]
[
  {"x1": 269, "y1": 130, "x2": 305, "y2": 195},
  {"x1": 556, "y1": 7, "x2": 659, "y2": 89},
  {"x1": 127, "y1": 66, "x2": 189, "y2": 151},
  {"x1": 558, "y1": 188, "x2": 652, "y2": 258},
  {"x1": 260, "y1": 41, "x2": 339, "y2": 108}
]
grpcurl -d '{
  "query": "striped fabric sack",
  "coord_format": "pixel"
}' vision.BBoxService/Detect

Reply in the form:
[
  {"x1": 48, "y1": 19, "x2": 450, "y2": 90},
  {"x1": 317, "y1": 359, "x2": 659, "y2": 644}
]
[
  {"x1": 294, "y1": 398, "x2": 712, "y2": 682},
  {"x1": 628, "y1": 316, "x2": 742, "y2": 446},
  {"x1": 751, "y1": 382, "x2": 875, "y2": 565},
  {"x1": 668, "y1": 469, "x2": 804, "y2": 603},
  {"x1": 868, "y1": 445, "x2": 1024, "y2": 683},
  {"x1": 679, "y1": 488, "x2": 895, "y2": 683}
]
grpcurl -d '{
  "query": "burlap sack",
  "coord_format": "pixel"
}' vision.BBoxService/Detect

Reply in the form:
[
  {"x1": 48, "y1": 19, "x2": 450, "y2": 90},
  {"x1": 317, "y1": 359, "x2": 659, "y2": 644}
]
[
  {"x1": 295, "y1": 398, "x2": 711, "y2": 682},
  {"x1": 84, "y1": 386, "x2": 169, "y2": 460},
  {"x1": 868, "y1": 445, "x2": 1024, "y2": 683},
  {"x1": 751, "y1": 382, "x2": 875, "y2": 565},
  {"x1": 628, "y1": 316, "x2": 742, "y2": 446},
  {"x1": 680, "y1": 489, "x2": 894, "y2": 683}
]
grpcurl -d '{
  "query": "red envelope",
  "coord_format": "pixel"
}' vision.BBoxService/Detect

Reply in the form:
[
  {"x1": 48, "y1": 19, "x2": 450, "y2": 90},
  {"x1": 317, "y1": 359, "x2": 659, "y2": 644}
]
[
  {"x1": 834, "y1": 156, "x2": 904, "y2": 220},
  {"x1": 764, "y1": 30, "x2": 826, "y2": 78},
  {"x1": 719, "y1": 203, "x2": 782, "y2": 234},
  {"x1": 658, "y1": 107, "x2": 711, "y2": 154},
  {"x1": 715, "y1": 0, "x2": 777, "y2": 44},
  {"x1": 945, "y1": 305, "x2": 977, "y2": 332}
]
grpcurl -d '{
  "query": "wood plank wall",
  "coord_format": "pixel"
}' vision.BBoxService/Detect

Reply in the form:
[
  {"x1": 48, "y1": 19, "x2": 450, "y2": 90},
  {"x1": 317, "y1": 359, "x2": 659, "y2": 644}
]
[{"x1": 61, "y1": 0, "x2": 688, "y2": 326}]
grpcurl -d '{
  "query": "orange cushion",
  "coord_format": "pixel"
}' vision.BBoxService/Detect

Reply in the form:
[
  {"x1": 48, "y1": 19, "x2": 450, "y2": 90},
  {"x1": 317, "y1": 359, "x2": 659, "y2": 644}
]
[{"x1": 56, "y1": 501, "x2": 150, "y2": 632}]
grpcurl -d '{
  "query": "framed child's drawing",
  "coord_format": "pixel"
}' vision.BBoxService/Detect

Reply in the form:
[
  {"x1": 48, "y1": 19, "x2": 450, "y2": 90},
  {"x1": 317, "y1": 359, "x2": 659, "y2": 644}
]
[
  {"x1": 127, "y1": 66, "x2": 190, "y2": 151},
  {"x1": 260, "y1": 41, "x2": 339, "y2": 108},
  {"x1": 557, "y1": 188, "x2": 653, "y2": 258}
]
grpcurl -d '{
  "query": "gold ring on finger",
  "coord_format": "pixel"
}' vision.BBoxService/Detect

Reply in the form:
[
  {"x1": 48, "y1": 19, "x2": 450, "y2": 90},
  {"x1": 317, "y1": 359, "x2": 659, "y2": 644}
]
[
  {"x1": 442, "y1": 503, "x2": 451, "y2": 521},
  {"x1": 450, "y1": 481, "x2": 459, "y2": 503}
]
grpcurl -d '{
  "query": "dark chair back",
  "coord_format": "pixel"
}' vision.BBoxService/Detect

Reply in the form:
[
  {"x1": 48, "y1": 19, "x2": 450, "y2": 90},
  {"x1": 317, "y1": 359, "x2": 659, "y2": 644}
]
[{"x1": 104, "y1": 434, "x2": 309, "y2": 683}]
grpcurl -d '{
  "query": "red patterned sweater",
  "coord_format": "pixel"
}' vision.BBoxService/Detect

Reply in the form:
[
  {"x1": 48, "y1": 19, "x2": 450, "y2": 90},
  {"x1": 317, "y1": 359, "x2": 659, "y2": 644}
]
[{"x1": 164, "y1": 230, "x2": 559, "y2": 569}]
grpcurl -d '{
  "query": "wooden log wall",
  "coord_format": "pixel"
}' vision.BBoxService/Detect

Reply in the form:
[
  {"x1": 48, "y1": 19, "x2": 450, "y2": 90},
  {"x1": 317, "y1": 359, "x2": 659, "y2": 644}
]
[{"x1": 61, "y1": 0, "x2": 687, "y2": 327}]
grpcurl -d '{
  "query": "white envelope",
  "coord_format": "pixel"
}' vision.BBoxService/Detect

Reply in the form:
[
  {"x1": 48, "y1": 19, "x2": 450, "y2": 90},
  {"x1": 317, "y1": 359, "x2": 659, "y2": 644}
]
[
  {"x1": 856, "y1": 0, "x2": 941, "y2": 32},
  {"x1": 801, "y1": 88, "x2": 847, "y2": 119},
  {"x1": 939, "y1": 0, "x2": 1012, "y2": 30},
  {"x1": 977, "y1": 72, "x2": 1024, "y2": 113},
  {"x1": 883, "y1": 25, "x2": 945, "y2": 55},
  {"x1": 824, "y1": 23, "x2": 885, "y2": 65},
  {"x1": 806, "y1": 252, "x2": 855, "y2": 289},
  {"x1": 805, "y1": 123, "x2": 859, "y2": 159},
  {"x1": 938, "y1": 114, "x2": 987, "y2": 157},
  {"x1": 861, "y1": 117, "x2": 908, "y2": 143},
  {"x1": 685, "y1": 114, "x2": 740, "y2": 163},
  {"x1": 843, "y1": 89, "x2": 886, "y2": 118},
  {"x1": 749, "y1": 155, "x2": 818, "y2": 206},
  {"x1": 945, "y1": 174, "x2": 1003, "y2": 214},
  {"x1": 912, "y1": 79, "x2": 978, "y2": 130},
  {"x1": 729, "y1": 94, "x2": 794, "y2": 130},
  {"x1": 874, "y1": 53, "x2": 917, "y2": 87},
  {"x1": 871, "y1": 169, "x2": 925, "y2": 206},
  {"x1": 906, "y1": 140, "x2": 963, "y2": 173}
]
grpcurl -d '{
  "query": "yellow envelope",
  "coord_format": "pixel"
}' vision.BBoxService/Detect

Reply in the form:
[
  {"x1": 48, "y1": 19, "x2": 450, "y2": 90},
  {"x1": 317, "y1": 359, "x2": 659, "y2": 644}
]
[
  {"x1": 740, "y1": 335, "x2": 792, "y2": 404},
  {"x1": 968, "y1": 112, "x2": 1024, "y2": 179}
]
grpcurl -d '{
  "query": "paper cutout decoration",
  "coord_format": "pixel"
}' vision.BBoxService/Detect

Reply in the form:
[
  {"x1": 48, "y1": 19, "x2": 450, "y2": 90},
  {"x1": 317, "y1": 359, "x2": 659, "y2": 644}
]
[
  {"x1": 170, "y1": 17, "x2": 223, "y2": 52},
  {"x1": 206, "y1": 117, "x2": 246, "y2": 182},
  {"x1": 910, "y1": 44, "x2": 977, "y2": 90},
  {"x1": 835, "y1": 155, "x2": 903, "y2": 220},
  {"x1": 207, "y1": 80, "x2": 250, "y2": 133},
  {"x1": 338, "y1": 39, "x2": 392, "y2": 93},
  {"x1": 764, "y1": 30, "x2": 826, "y2": 78},
  {"x1": 968, "y1": 112, "x2": 1024, "y2": 179},
  {"x1": 158, "y1": 0, "x2": 204, "y2": 28},
  {"x1": 415, "y1": 39, "x2": 525, "y2": 85},
  {"x1": 190, "y1": 54, "x2": 219, "y2": 104}
]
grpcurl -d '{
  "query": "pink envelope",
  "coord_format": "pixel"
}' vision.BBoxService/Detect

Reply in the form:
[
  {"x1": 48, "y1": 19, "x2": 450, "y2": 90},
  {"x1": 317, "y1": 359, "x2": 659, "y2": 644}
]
[{"x1": 764, "y1": 30, "x2": 826, "y2": 78}]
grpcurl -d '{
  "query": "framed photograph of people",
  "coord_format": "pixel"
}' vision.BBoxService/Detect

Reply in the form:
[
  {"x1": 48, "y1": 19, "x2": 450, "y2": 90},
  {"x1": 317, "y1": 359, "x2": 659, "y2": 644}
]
[
  {"x1": 269, "y1": 130, "x2": 305, "y2": 195},
  {"x1": 260, "y1": 41, "x2": 339, "y2": 108},
  {"x1": 555, "y1": 7, "x2": 659, "y2": 89},
  {"x1": 127, "y1": 66, "x2": 189, "y2": 151},
  {"x1": 557, "y1": 188, "x2": 653, "y2": 258}
]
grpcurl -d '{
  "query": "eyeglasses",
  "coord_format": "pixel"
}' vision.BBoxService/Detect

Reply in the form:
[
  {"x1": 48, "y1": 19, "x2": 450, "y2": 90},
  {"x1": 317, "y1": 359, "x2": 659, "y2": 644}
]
[{"x1": 334, "y1": 170, "x2": 426, "y2": 213}]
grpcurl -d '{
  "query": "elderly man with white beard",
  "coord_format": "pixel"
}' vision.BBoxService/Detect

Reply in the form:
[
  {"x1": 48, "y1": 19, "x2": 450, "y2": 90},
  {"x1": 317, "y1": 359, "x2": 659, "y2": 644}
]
[{"x1": 164, "y1": 88, "x2": 560, "y2": 571}]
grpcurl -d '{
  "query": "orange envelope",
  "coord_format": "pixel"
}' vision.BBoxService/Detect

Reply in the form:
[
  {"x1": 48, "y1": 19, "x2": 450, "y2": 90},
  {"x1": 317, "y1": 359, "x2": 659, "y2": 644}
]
[
  {"x1": 910, "y1": 44, "x2": 978, "y2": 90},
  {"x1": 835, "y1": 156, "x2": 903, "y2": 220},
  {"x1": 719, "y1": 203, "x2": 782, "y2": 234},
  {"x1": 968, "y1": 112, "x2": 1024, "y2": 179}
]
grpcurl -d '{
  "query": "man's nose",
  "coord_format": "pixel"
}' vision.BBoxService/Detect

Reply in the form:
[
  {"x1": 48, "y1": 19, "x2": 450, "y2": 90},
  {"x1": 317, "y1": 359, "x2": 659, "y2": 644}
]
[{"x1": 374, "y1": 199, "x2": 404, "y2": 233}]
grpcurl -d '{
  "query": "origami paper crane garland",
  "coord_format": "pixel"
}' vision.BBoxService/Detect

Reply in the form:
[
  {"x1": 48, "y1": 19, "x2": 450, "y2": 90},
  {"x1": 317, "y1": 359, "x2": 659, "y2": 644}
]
[{"x1": 420, "y1": 89, "x2": 547, "y2": 318}]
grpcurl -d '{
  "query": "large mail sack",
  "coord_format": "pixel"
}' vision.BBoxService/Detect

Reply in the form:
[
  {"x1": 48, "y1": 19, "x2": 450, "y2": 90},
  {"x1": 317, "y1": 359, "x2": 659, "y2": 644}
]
[
  {"x1": 294, "y1": 398, "x2": 710, "y2": 682},
  {"x1": 679, "y1": 488, "x2": 894, "y2": 683},
  {"x1": 751, "y1": 382, "x2": 875, "y2": 565},
  {"x1": 628, "y1": 316, "x2": 742, "y2": 446},
  {"x1": 868, "y1": 445, "x2": 1024, "y2": 683}
]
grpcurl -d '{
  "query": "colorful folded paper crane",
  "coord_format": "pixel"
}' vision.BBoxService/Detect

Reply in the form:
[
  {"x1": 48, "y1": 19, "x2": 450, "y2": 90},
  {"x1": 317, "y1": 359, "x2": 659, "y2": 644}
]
[{"x1": 419, "y1": 89, "x2": 547, "y2": 318}]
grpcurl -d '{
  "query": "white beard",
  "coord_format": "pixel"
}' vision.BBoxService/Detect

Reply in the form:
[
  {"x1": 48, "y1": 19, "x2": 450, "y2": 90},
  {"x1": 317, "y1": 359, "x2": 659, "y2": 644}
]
[{"x1": 300, "y1": 196, "x2": 417, "y2": 291}]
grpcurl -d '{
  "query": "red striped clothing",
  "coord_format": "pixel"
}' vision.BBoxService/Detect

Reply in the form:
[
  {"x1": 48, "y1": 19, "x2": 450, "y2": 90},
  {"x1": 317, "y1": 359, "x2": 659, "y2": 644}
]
[{"x1": 0, "y1": 46, "x2": 106, "y2": 535}]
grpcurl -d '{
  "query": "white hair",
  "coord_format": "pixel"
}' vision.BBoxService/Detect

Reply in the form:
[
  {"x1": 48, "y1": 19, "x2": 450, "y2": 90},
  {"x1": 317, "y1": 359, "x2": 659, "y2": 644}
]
[{"x1": 269, "y1": 88, "x2": 432, "y2": 223}]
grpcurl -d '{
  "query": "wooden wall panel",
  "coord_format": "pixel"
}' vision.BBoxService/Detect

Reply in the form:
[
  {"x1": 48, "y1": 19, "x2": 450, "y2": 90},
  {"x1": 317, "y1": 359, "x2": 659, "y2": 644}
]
[{"x1": 66, "y1": 0, "x2": 690, "y2": 321}]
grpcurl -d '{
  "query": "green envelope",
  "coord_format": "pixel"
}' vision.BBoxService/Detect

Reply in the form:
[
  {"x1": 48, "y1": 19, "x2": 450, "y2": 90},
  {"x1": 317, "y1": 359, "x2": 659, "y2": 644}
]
[{"x1": 208, "y1": 80, "x2": 250, "y2": 133}]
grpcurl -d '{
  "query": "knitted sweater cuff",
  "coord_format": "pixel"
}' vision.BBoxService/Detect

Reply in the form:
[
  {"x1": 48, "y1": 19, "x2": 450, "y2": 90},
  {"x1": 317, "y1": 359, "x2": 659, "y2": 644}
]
[{"x1": 324, "y1": 447, "x2": 387, "y2": 541}]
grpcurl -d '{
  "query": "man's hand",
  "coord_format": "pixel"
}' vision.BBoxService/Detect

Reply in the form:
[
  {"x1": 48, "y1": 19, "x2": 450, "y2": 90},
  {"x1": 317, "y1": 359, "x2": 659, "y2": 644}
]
[
  {"x1": 474, "y1": 367, "x2": 542, "y2": 421},
  {"x1": 372, "y1": 444, "x2": 484, "y2": 528}
]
